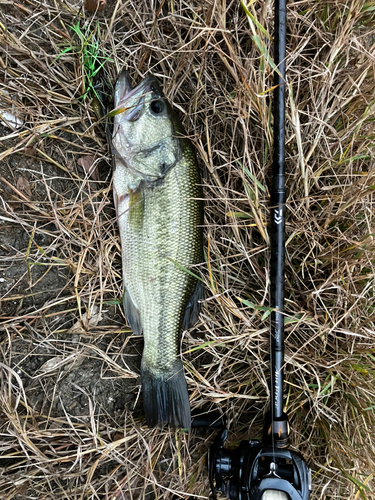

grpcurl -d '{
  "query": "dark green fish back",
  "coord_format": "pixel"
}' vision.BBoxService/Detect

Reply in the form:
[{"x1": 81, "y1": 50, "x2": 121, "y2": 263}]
[{"x1": 128, "y1": 143, "x2": 202, "y2": 428}]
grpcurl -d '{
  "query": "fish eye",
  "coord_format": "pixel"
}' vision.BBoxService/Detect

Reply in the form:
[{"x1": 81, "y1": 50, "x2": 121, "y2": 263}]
[{"x1": 150, "y1": 99, "x2": 165, "y2": 115}]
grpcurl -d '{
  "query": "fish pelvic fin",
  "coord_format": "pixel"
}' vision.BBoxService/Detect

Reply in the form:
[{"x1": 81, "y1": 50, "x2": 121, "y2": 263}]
[{"x1": 141, "y1": 359, "x2": 191, "y2": 429}]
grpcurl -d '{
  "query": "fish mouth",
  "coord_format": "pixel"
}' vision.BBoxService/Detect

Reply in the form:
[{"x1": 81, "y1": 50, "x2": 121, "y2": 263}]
[{"x1": 114, "y1": 71, "x2": 161, "y2": 122}]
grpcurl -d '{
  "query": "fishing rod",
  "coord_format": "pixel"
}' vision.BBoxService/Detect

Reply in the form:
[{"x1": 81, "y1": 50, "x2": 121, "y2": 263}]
[{"x1": 206, "y1": 1, "x2": 311, "y2": 498}]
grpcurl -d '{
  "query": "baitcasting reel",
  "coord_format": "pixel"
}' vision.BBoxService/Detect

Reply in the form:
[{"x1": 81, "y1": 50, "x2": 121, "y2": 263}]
[{"x1": 208, "y1": 427, "x2": 311, "y2": 500}]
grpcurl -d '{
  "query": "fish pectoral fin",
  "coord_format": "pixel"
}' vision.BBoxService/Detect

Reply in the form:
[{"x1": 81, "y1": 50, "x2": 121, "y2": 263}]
[
  {"x1": 124, "y1": 289, "x2": 143, "y2": 335},
  {"x1": 128, "y1": 182, "x2": 144, "y2": 229},
  {"x1": 182, "y1": 279, "x2": 204, "y2": 331}
]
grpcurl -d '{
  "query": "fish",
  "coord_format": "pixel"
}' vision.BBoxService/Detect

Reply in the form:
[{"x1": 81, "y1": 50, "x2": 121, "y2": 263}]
[{"x1": 112, "y1": 70, "x2": 203, "y2": 428}]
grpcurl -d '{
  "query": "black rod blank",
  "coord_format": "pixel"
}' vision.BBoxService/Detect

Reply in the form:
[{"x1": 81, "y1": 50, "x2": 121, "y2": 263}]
[{"x1": 270, "y1": 0, "x2": 287, "y2": 424}]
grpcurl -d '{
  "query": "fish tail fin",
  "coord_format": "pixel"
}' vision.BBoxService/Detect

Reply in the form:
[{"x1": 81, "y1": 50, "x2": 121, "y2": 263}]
[{"x1": 141, "y1": 359, "x2": 191, "y2": 429}]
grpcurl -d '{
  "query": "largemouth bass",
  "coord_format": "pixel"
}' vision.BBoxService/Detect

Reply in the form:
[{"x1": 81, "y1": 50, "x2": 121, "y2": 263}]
[{"x1": 112, "y1": 71, "x2": 203, "y2": 428}]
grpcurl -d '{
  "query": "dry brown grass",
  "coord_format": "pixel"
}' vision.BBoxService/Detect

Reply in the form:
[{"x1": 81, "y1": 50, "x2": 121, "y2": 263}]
[{"x1": 1, "y1": 0, "x2": 375, "y2": 498}]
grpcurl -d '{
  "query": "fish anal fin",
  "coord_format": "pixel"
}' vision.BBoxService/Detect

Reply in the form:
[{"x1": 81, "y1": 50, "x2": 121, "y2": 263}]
[
  {"x1": 182, "y1": 279, "x2": 204, "y2": 331},
  {"x1": 124, "y1": 289, "x2": 142, "y2": 335}
]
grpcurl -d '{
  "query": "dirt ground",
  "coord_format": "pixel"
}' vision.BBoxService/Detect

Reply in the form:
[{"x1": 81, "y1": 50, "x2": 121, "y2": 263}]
[
  {"x1": 0, "y1": 119, "x2": 139, "y2": 419},
  {"x1": 1, "y1": 0, "x2": 375, "y2": 499}
]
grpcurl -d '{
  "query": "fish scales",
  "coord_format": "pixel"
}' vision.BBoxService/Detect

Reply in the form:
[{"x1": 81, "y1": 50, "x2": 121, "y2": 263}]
[
  {"x1": 121, "y1": 146, "x2": 201, "y2": 369},
  {"x1": 112, "y1": 71, "x2": 203, "y2": 428}
]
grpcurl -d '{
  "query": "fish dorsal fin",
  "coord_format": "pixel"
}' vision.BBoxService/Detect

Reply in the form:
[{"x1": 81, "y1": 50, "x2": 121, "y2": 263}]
[
  {"x1": 182, "y1": 279, "x2": 204, "y2": 331},
  {"x1": 124, "y1": 288, "x2": 143, "y2": 335}
]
